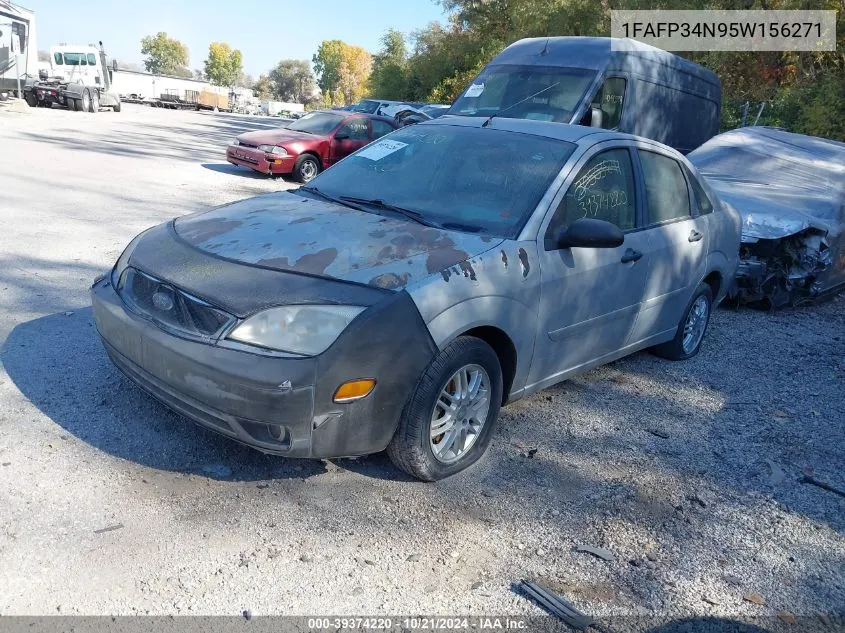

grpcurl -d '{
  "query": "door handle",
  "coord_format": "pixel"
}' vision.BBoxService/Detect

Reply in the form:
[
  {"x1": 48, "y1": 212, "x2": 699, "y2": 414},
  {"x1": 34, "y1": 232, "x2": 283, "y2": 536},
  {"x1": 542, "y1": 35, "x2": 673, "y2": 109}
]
[
  {"x1": 620, "y1": 248, "x2": 643, "y2": 264},
  {"x1": 688, "y1": 230, "x2": 704, "y2": 242}
]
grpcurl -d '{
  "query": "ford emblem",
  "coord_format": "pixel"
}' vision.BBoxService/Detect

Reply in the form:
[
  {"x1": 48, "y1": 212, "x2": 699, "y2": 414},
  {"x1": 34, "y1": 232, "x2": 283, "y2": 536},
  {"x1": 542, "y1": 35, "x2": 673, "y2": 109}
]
[{"x1": 151, "y1": 290, "x2": 174, "y2": 312}]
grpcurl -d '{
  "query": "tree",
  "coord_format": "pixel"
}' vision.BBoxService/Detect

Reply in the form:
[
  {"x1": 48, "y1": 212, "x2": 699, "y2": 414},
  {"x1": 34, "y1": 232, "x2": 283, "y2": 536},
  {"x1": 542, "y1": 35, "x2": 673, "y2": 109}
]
[
  {"x1": 171, "y1": 66, "x2": 194, "y2": 78},
  {"x1": 140, "y1": 32, "x2": 189, "y2": 75},
  {"x1": 338, "y1": 45, "x2": 371, "y2": 105},
  {"x1": 269, "y1": 59, "x2": 317, "y2": 103},
  {"x1": 204, "y1": 42, "x2": 243, "y2": 88},
  {"x1": 193, "y1": 69, "x2": 205, "y2": 80},
  {"x1": 369, "y1": 30, "x2": 408, "y2": 99},
  {"x1": 312, "y1": 40, "x2": 345, "y2": 104},
  {"x1": 252, "y1": 74, "x2": 274, "y2": 99}
]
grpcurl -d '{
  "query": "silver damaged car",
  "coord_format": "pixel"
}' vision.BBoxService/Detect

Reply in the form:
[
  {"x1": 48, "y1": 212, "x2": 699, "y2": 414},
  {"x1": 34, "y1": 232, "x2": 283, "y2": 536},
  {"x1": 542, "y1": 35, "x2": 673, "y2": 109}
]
[{"x1": 92, "y1": 118, "x2": 741, "y2": 481}]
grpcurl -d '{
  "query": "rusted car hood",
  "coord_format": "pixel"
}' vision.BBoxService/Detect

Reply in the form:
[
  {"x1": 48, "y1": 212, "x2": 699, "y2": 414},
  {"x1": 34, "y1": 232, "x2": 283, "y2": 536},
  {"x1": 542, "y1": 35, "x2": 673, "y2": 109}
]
[
  {"x1": 173, "y1": 192, "x2": 502, "y2": 290},
  {"x1": 237, "y1": 128, "x2": 319, "y2": 145}
]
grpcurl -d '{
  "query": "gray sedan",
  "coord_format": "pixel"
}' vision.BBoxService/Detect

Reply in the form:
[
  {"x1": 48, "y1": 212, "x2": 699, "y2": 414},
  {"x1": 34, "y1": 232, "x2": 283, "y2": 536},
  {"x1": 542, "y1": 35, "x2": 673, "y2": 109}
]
[{"x1": 92, "y1": 118, "x2": 740, "y2": 481}]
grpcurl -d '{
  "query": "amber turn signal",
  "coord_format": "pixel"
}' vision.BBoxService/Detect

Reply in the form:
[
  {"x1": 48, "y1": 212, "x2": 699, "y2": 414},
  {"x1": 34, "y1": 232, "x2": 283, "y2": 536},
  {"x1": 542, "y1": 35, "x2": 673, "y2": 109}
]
[{"x1": 333, "y1": 379, "x2": 376, "y2": 403}]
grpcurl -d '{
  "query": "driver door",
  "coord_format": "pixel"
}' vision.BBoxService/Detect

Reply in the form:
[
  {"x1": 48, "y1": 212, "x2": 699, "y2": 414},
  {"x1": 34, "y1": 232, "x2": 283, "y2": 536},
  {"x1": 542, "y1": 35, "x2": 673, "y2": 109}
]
[
  {"x1": 527, "y1": 144, "x2": 651, "y2": 388},
  {"x1": 328, "y1": 117, "x2": 371, "y2": 165}
]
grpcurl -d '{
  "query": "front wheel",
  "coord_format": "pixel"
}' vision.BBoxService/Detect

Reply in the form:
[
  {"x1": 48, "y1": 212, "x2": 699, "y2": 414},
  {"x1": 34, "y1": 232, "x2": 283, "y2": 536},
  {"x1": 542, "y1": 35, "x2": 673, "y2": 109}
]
[
  {"x1": 80, "y1": 88, "x2": 91, "y2": 113},
  {"x1": 387, "y1": 336, "x2": 503, "y2": 481},
  {"x1": 24, "y1": 92, "x2": 37, "y2": 107},
  {"x1": 652, "y1": 282, "x2": 713, "y2": 360},
  {"x1": 292, "y1": 154, "x2": 320, "y2": 183},
  {"x1": 113, "y1": 98, "x2": 121, "y2": 112}
]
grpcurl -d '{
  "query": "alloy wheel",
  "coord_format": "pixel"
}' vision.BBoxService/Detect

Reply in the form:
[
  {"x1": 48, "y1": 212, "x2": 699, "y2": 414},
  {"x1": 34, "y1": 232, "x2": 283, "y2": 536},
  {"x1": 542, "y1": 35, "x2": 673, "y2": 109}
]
[{"x1": 429, "y1": 364, "x2": 491, "y2": 464}]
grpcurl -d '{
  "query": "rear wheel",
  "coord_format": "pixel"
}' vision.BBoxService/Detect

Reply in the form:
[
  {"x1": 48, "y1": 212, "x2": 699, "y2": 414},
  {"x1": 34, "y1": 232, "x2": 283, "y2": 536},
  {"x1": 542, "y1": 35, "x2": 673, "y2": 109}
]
[
  {"x1": 69, "y1": 98, "x2": 79, "y2": 111},
  {"x1": 652, "y1": 282, "x2": 713, "y2": 360},
  {"x1": 88, "y1": 89, "x2": 99, "y2": 113},
  {"x1": 113, "y1": 98, "x2": 121, "y2": 112},
  {"x1": 387, "y1": 336, "x2": 503, "y2": 481},
  {"x1": 293, "y1": 154, "x2": 320, "y2": 183},
  {"x1": 81, "y1": 89, "x2": 91, "y2": 113}
]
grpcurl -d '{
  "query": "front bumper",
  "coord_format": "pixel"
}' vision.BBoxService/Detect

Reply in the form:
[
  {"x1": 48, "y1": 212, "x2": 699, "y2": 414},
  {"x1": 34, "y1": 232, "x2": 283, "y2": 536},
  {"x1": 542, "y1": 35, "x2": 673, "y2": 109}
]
[
  {"x1": 91, "y1": 271, "x2": 437, "y2": 459},
  {"x1": 226, "y1": 145, "x2": 295, "y2": 175}
]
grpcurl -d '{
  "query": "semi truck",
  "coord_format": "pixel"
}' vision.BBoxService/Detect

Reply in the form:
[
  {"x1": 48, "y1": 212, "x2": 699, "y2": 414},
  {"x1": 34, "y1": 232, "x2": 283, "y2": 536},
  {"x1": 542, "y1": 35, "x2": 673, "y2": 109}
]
[{"x1": 23, "y1": 41, "x2": 120, "y2": 112}]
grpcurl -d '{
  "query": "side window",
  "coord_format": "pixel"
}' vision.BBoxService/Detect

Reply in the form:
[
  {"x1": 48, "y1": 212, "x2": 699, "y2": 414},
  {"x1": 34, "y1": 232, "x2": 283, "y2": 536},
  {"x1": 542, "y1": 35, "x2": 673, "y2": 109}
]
[
  {"x1": 371, "y1": 119, "x2": 394, "y2": 139},
  {"x1": 53, "y1": 52, "x2": 63, "y2": 65},
  {"x1": 639, "y1": 151, "x2": 692, "y2": 224},
  {"x1": 590, "y1": 77, "x2": 626, "y2": 129},
  {"x1": 87, "y1": 53, "x2": 97, "y2": 66},
  {"x1": 547, "y1": 148, "x2": 636, "y2": 245},
  {"x1": 685, "y1": 167, "x2": 714, "y2": 215},
  {"x1": 338, "y1": 119, "x2": 369, "y2": 140}
]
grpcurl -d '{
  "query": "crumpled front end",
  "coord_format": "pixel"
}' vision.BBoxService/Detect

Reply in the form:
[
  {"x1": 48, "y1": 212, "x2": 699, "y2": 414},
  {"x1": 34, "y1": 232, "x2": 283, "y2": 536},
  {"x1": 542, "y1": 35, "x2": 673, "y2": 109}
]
[
  {"x1": 734, "y1": 228, "x2": 838, "y2": 308},
  {"x1": 689, "y1": 126, "x2": 845, "y2": 308}
]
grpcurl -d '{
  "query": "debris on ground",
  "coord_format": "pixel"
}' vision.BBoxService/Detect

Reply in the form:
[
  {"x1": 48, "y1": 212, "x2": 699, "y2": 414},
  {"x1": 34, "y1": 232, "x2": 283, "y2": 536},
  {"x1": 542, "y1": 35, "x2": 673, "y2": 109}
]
[
  {"x1": 743, "y1": 592, "x2": 766, "y2": 605},
  {"x1": 575, "y1": 545, "x2": 615, "y2": 562},
  {"x1": 93, "y1": 524, "x2": 123, "y2": 535},
  {"x1": 799, "y1": 473, "x2": 845, "y2": 498},
  {"x1": 520, "y1": 580, "x2": 593, "y2": 630},
  {"x1": 778, "y1": 611, "x2": 797, "y2": 625}
]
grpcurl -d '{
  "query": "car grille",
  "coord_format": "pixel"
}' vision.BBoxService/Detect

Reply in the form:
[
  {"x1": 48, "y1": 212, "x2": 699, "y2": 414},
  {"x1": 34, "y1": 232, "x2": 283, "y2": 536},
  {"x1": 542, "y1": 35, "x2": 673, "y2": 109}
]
[{"x1": 117, "y1": 267, "x2": 236, "y2": 340}]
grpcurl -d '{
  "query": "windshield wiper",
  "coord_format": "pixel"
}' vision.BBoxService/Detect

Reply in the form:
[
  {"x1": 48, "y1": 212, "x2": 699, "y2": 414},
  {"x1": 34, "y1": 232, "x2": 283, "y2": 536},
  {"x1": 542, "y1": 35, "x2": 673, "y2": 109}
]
[
  {"x1": 298, "y1": 186, "x2": 366, "y2": 212},
  {"x1": 338, "y1": 196, "x2": 436, "y2": 228}
]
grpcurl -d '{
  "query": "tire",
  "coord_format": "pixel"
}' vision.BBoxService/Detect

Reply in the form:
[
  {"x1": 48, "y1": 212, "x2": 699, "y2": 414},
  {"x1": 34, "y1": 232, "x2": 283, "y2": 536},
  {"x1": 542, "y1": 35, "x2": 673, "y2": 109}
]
[
  {"x1": 81, "y1": 89, "x2": 91, "y2": 113},
  {"x1": 88, "y1": 89, "x2": 99, "y2": 113},
  {"x1": 292, "y1": 154, "x2": 321, "y2": 183},
  {"x1": 652, "y1": 282, "x2": 713, "y2": 361},
  {"x1": 113, "y1": 98, "x2": 121, "y2": 112},
  {"x1": 24, "y1": 92, "x2": 37, "y2": 107},
  {"x1": 69, "y1": 98, "x2": 79, "y2": 111},
  {"x1": 387, "y1": 336, "x2": 503, "y2": 481}
]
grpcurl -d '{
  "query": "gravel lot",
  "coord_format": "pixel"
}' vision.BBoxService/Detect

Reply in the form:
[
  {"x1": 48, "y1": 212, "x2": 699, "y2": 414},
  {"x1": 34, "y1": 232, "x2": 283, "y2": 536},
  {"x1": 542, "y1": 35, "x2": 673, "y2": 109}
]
[{"x1": 0, "y1": 104, "x2": 843, "y2": 628}]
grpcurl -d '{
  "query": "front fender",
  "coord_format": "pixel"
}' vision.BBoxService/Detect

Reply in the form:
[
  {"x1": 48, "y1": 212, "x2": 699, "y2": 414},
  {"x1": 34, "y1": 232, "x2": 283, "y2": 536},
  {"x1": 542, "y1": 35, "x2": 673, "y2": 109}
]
[{"x1": 407, "y1": 241, "x2": 542, "y2": 400}]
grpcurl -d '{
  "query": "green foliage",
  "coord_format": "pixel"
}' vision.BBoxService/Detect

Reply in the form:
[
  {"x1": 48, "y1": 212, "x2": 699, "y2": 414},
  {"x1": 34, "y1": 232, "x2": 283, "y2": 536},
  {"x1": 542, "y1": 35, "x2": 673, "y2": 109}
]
[
  {"x1": 204, "y1": 42, "x2": 243, "y2": 87},
  {"x1": 269, "y1": 60, "x2": 317, "y2": 103},
  {"x1": 359, "y1": 0, "x2": 845, "y2": 141},
  {"x1": 369, "y1": 30, "x2": 409, "y2": 100},
  {"x1": 252, "y1": 75, "x2": 274, "y2": 99},
  {"x1": 312, "y1": 40, "x2": 344, "y2": 99},
  {"x1": 140, "y1": 32, "x2": 189, "y2": 75}
]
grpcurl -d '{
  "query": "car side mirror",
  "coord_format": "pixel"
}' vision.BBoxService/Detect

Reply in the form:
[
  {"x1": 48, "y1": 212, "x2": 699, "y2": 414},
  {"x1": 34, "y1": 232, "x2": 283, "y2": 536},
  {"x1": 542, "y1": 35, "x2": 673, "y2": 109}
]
[
  {"x1": 589, "y1": 106, "x2": 604, "y2": 128},
  {"x1": 556, "y1": 218, "x2": 624, "y2": 249},
  {"x1": 334, "y1": 132, "x2": 350, "y2": 140}
]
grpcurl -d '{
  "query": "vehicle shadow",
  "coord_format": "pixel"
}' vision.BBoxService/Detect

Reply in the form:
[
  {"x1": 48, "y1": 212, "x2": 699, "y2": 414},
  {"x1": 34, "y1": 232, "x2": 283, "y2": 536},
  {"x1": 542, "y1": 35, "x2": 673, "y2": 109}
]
[
  {"x1": 0, "y1": 307, "x2": 392, "y2": 483},
  {"x1": 200, "y1": 162, "x2": 272, "y2": 179}
]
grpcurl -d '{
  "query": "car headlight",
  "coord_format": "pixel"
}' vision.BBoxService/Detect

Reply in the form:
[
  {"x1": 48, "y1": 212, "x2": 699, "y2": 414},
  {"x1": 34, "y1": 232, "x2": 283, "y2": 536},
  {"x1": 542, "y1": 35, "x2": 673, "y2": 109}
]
[
  {"x1": 230, "y1": 138, "x2": 240, "y2": 146},
  {"x1": 110, "y1": 230, "x2": 149, "y2": 288},
  {"x1": 257, "y1": 144, "x2": 288, "y2": 155},
  {"x1": 227, "y1": 305, "x2": 365, "y2": 356}
]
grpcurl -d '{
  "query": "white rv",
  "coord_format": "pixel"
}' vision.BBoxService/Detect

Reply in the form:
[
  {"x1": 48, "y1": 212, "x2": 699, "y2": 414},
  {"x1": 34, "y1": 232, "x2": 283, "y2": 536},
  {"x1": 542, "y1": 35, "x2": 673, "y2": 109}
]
[{"x1": 0, "y1": 0, "x2": 38, "y2": 95}]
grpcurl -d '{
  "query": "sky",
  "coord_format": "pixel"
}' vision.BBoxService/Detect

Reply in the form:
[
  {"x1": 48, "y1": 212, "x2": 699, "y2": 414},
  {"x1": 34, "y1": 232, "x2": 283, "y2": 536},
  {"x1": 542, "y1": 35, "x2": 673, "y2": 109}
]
[{"x1": 19, "y1": 0, "x2": 448, "y2": 76}]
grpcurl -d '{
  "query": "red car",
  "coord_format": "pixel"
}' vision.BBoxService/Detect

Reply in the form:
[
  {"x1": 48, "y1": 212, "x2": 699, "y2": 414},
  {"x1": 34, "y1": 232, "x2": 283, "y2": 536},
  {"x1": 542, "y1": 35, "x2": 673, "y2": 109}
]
[{"x1": 226, "y1": 110, "x2": 399, "y2": 183}]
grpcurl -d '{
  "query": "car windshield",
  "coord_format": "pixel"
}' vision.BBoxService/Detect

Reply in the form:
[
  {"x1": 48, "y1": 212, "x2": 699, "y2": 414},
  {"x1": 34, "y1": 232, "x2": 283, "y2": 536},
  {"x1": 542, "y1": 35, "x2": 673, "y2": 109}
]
[
  {"x1": 56, "y1": 52, "x2": 88, "y2": 66},
  {"x1": 304, "y1": 124, "x2": 576, "y2": 239},
  {"x1": 420, "y1": 105, "x2": 450, "y2": 118},
  {"x1": 350, "y1": 100, "x2": 380, "y2": 114},
  {"x1": 449, "y1": 64, "x2": 596, "y2": 123},
  {"x1": 287, "y1": 112, "x2": 344, "y2": 135}
]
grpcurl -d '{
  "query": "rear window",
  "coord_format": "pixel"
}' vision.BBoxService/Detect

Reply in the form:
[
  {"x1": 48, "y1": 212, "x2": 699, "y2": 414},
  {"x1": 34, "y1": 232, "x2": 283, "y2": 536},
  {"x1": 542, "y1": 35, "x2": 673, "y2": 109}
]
[{"x1": 449, "y1": 64, "x2": 596, "y2": 123}]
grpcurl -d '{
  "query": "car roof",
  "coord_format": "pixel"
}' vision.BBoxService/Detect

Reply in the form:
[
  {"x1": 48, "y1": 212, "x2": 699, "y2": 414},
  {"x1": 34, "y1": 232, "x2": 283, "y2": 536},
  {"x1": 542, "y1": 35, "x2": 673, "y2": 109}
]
[
  {"x1": 420, "y1": 115, "x2": 660, "y2": 148},
  {"x1": 492, "y1": 37, "x2": 719, "y2": 84}
]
